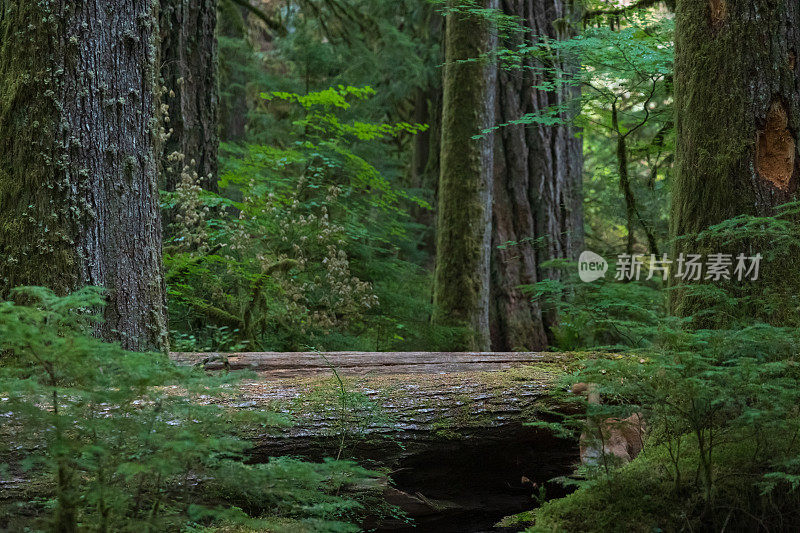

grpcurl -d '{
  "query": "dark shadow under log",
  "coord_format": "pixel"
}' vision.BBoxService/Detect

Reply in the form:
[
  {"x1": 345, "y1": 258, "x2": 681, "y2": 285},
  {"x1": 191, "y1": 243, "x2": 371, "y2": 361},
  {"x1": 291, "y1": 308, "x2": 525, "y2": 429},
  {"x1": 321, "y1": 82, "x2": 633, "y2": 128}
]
[{"x1": 171, "y1": 352, "x2": 579, "y2": 531}]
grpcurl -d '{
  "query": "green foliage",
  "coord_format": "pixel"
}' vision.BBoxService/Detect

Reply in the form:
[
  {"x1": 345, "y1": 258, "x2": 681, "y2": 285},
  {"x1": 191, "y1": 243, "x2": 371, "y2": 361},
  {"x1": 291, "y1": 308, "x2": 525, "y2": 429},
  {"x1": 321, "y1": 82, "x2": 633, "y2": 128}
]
[
  {"x1": 527, "y1": 261, "x2": 666, "y2": 351},
  {"x1": 527, "y1": 204, "x2": 800, "y2": 531},
  {"x1": 164, "y1": 85, "x2": 460, "y2": 352},
  {"x1": 672, "y1": 200, "x2": 800, "y2": 327},
  {"x1": 0, "y1": 288, "x2": 382, "y2": 531}
]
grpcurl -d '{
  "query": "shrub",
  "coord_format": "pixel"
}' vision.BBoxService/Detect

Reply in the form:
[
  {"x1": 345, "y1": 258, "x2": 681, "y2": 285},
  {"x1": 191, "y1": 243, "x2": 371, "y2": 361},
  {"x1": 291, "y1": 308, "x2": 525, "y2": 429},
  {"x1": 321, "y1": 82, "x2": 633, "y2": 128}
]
[{"x1": 0, "y1": 287, "x2": 382, "y2": 532}]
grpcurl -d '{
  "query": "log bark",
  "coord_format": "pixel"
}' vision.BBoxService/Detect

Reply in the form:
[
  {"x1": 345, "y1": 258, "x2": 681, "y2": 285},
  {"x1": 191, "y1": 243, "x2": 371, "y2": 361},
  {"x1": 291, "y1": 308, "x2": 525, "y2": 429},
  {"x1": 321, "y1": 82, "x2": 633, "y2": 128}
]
[
  {"x1": 490, "y1": 0, "x2": 584, "y2": 351},
  {"x1": 0, "y1": 0, "x2": 167, "y2": 352},
  {"x1": 170, "y1": 351, "x2": 570, "y2": 455},
  {"x1": 433, "y1": 0, "x2": 499, "y2": 351},
  {"x1": 171, "y1": 351, "x2": 576, "y2": 527},
  {"x1": 171, "y1": 350, "x2": 563, "y2": 376},
  {"x1": 670, "y1": 0, "x2": 800, "y2": 319}
]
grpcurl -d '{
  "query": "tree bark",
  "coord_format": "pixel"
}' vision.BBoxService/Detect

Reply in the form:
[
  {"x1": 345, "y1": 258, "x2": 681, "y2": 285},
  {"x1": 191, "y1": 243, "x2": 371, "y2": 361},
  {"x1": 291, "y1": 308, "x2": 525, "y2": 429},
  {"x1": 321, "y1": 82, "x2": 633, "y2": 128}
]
[
  {"x1": 218, "y1": 0, "x2": 251, "y2": 142},
  {"x1": 160, "y1": 0, "x2": 219, "y2": 192},
  {"x1": 490, "y1": 0, "x2": 584, "y2": 351},
  {"x1": 0, "y1": 0, "x2": 168, "y2": 352},
  {"x1": 433, "y1": 0, "x2": 499, "y2": 351},
  {"x1": 671, "y1": 0, "x2": 800, "y2": 317}
]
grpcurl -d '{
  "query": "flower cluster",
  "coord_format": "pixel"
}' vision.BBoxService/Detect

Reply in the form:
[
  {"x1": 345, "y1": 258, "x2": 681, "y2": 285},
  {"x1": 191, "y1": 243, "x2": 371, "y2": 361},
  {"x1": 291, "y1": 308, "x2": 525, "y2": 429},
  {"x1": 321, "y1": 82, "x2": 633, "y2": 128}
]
[
  {"x1": 269, "y1": 182, "x2": 378, "y2": 334},
  {"x1": 172, "y1": 156, "x2": 211, "y2": 253}
]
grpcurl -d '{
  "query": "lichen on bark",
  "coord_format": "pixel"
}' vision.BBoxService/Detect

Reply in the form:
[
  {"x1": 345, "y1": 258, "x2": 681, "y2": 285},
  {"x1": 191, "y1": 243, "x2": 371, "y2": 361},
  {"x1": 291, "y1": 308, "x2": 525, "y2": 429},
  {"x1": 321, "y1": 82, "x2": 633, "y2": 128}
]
[{"x1": 0, "y1": 0, "x2": 168, "y2": 351}]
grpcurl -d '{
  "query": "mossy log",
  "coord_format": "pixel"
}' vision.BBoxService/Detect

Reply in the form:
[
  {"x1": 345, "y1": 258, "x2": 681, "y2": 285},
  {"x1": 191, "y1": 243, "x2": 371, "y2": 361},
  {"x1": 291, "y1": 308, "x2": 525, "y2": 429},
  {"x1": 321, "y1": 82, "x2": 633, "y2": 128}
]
[
  {"x1": 170, "y1": 352, "x2": 579, "y2": 529},
  {"x1": 170, "y1": 351, "x2": 574, "y2": 455}
]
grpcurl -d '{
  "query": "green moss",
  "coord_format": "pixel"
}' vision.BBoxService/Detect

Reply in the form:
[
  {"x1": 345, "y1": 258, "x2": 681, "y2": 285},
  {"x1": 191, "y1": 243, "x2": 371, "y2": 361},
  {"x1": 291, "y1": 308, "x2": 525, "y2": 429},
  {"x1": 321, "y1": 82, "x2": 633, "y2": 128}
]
[
  {"x1": 496, "y1": 510, "x2": 535, "y2": 528},
  {"x1": 531, "y1": 432, "x2": 800, "y2": 532},
  {"x1": 670, "y1": 0, "x2": 800, "y2": 320},
  {"x1": 432, "y1": 0, "x2": 497, "y2": 351},
  {"x1": 0, "y1": 1, "x2": 81, "y2": 294}
]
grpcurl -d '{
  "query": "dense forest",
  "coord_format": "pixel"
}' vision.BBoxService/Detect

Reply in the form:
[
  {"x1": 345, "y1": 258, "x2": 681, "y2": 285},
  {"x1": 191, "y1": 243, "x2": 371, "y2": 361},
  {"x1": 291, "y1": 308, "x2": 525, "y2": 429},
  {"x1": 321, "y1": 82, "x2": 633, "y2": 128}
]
[{"x1": 2, "y1": 0, "x2": 800, "y2": 531}]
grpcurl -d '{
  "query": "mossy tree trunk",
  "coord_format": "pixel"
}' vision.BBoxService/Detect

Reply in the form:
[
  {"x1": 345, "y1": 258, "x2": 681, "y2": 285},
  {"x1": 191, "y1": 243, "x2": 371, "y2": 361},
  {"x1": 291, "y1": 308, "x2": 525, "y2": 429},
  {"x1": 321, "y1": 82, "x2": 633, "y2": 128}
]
[
  {"x1": 433, "y1": 0, "x2": 499, "y2": 351},
  {"x1": 0, "y1": 0, "x2": 168, "y2": 352},
  {"x1": 490, "y1": 0, "x2": 584, "y2": 351},
  {"x1": 160, "y1": 0, "x2": 219, "y2": 192},
  {"x1": 671, "y1": 0, "x2": 800, "y2": 317}
]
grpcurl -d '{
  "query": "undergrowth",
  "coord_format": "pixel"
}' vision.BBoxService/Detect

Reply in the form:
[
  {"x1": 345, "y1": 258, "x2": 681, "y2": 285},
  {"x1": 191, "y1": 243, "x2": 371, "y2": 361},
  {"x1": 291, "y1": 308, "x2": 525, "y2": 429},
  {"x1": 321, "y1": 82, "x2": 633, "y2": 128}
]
[
  {"x1": 521, "y1": 202, "x2": 800, "y2": 532},
  {"x1": 0, "y1": 287, "x2": 392, "y2": 532}
]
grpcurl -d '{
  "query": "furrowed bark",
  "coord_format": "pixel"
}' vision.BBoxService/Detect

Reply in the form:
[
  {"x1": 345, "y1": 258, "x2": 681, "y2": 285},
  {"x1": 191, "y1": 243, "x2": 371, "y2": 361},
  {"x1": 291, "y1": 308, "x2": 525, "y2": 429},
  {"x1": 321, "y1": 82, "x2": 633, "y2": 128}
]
[
  {"x1": 671, "y1": 0, "x2": 800, "y2": 318},
  {"x1": 433, "y1": 0, "x2": 499, "y2": 351},
  {"x1": 160, "y1": 0, "x2": 219, "y2": 192},
  {"x1": 490, "y1": 0, "x2": 584, "y2": 351},
  {"x1": 0, "y1": 0, "x2": 168, "y2": 352}
]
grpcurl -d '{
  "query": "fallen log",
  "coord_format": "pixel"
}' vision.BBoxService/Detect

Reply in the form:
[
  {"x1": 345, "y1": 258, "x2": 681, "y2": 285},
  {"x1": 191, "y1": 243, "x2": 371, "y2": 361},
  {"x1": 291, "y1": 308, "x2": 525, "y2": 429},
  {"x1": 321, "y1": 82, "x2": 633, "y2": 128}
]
[
  {"x1": 170, "y1": 352, "x2": 580, "y2": 531},
  {"x1": 170, "y1": 350, "x2": 565, "y2": 376}
]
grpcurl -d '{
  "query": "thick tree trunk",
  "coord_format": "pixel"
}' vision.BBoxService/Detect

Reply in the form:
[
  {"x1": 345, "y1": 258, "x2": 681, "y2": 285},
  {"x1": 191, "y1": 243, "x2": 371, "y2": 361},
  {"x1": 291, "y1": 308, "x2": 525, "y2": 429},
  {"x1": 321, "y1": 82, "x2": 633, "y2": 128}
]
[
  {"x1": 671, "y1": 0, "x2": 800, "y2": 317},
  {"x1": 160, "y1": 0, "x2": 219, "y2": 192},
  {"x1": 0, "y1": 1, "x2": 168, "y2": 352},
  {"x1": 490, "y1": 0, "x2": 584, "y2": 351},
  {"x1": 433, "y1": 0, "x2": 499, "y2": 351}
]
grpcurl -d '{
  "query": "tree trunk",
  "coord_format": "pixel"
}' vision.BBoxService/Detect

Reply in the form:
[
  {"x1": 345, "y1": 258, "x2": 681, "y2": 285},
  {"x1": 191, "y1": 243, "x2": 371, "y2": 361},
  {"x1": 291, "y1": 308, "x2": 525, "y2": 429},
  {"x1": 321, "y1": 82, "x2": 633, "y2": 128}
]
[
  {"x1": 0, "y1": 0, "x2": 168, "y2": 352},
  {"x1": 432, "y1": 0, "x2": 499, "y2": 351},
  {"x1": 490, "y1": 0, "x2": 584, "y2": 351},
  {"x1": 218, "y1": 0, "x2": 250, "y2": 142},
  {"x1": 160, "y1": 0, "x2": 219, "y2": 192},
  {"x1": 671, "y1": 0, "x2": 800, "y2": 317}
]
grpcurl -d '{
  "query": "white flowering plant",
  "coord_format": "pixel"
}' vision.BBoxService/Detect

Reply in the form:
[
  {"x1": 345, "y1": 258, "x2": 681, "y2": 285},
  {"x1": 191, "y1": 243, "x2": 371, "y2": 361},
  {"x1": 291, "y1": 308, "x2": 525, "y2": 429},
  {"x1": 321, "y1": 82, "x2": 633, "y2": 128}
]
[{"x1": 163, "y1": 86, "x2": 455, "y2": 352}]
